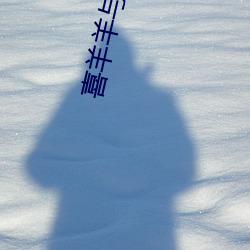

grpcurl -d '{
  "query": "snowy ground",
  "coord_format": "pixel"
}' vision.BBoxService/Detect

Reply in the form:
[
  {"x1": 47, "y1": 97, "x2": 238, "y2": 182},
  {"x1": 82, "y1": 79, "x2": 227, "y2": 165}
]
[{"x1": 1, "y1": 0, "x2": 250, "y2": 249}]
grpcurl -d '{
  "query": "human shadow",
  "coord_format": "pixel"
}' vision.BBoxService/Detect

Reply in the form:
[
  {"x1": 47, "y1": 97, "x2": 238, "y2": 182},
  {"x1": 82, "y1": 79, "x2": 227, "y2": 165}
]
[{"x1": 26, "y1": 29, "x2": 195, "y2": 250}]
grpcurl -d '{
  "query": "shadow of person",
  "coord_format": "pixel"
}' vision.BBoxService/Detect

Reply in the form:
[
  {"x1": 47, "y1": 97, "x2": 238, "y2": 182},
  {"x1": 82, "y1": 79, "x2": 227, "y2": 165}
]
[{"x1": 26, "y1": 29, "x2": 195, "y2": 250}]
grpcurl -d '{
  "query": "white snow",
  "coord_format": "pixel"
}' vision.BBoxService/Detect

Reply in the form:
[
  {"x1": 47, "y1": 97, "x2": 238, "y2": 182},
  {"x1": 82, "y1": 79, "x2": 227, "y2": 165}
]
[{"x1": 0, "y1": 0, "x2": 250, "y2": 249}]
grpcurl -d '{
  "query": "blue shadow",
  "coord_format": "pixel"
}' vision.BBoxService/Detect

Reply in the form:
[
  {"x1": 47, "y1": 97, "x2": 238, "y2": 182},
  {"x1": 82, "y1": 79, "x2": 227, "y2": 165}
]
[{"x1": 26, "y1": 30, "x2": 195, "y2": 250}]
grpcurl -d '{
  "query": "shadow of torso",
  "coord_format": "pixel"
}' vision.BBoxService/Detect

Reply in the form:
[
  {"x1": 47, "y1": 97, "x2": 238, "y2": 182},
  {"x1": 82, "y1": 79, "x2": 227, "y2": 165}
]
[{"x1": 26, "y1": 32, "x2": 195, "y2": 250}]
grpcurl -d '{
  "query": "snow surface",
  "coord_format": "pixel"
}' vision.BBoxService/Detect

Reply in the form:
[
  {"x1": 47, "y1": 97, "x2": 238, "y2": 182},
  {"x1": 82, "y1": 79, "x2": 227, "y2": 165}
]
[{"x1": 1, "y1": 0, "x2": 250, "y2": 249}]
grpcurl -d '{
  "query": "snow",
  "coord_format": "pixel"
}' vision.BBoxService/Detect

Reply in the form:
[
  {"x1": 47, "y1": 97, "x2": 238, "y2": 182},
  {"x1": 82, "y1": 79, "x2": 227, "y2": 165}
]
[{"x1": 0, "y1": 0, "x2": 250, "y2": 249}]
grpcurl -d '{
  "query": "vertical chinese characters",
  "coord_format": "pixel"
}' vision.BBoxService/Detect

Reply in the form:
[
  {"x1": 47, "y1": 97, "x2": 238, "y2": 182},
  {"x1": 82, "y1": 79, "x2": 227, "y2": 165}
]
[{"x1": 81, "y1": 0, "x2": 126, "y2": 98}]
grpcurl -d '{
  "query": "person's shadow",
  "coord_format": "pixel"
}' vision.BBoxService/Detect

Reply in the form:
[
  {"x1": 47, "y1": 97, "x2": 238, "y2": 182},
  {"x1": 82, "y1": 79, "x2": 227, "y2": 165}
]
[{"x1": 26, "y1": 30, "x2": 195, "y2": 250}]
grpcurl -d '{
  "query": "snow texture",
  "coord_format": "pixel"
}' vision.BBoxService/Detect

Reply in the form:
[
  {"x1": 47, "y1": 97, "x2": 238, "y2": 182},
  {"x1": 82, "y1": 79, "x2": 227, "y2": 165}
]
[{"x1": 0, "y1": 0, "x2": 250, "y2": 249}]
